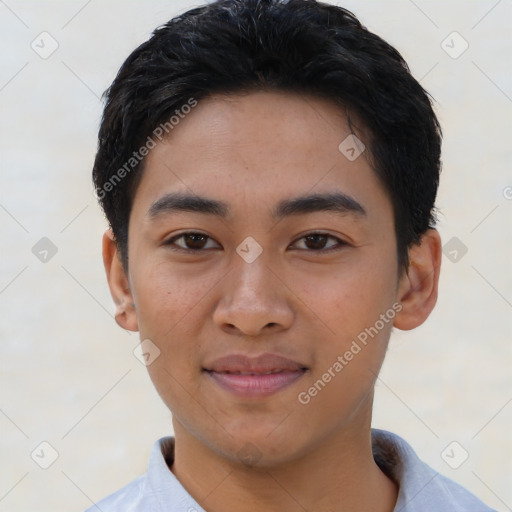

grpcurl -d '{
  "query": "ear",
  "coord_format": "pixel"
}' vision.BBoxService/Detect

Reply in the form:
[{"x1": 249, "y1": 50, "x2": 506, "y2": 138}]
[
  {"x1": 102, "y1": 228, "x2": 139, "y2": 332},
  {"x1": 393, "y1": 229, "x2": 442, "y2": 331}
]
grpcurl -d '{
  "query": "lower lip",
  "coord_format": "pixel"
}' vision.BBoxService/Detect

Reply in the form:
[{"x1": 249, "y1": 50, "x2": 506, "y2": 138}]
[{"x1": 206, "y1": 370, "x2": 306, "y2": 398}]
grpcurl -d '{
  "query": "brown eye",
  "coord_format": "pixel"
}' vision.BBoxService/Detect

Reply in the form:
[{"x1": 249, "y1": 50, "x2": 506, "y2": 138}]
[
  {"x1": 182, "y1": 233, "x2": 208, "y2": 249},
  {"x1": 292, "y1": 233, "x2": 347, "y2": 253},
  {"x1": 304, "y1": 234, "x2": 329, "y2": 250},
  {"x1": 165, "y1": 232, "x2": 221, "y2": 252}
]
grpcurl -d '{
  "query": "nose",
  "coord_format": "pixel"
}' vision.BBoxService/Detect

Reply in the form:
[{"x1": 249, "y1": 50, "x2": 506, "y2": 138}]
[{"x1": 213, "y1": 255, "x2": 294, "y2": 337}]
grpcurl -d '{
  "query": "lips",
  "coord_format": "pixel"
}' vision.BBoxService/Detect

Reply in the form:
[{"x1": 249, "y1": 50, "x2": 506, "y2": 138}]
[{"x1": 203, "y1": 353, "x2": 308, "y2": 398}]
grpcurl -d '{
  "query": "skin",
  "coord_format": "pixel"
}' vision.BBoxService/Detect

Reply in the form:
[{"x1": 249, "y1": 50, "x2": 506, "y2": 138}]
[{"x1": 103, "y1": 91, "x2": 442, "y2": 512}]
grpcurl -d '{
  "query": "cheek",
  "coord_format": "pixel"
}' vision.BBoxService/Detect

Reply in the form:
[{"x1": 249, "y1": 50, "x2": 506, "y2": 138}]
[
  {"x1": 297, "y1": 255, "x2": 397, "y2": 339},
  {"x1": 292, "y1": 247, "x2": 399, "y2": 406},
  {"x1": 131, "y1": 258, "x2": 216, "y2": 342},
  {"x1": 293, "y1": 264, "x2": 397, "y2": 425},
  {"x1": 132, "y1": 260, "x2": 212, "y2": 413}
]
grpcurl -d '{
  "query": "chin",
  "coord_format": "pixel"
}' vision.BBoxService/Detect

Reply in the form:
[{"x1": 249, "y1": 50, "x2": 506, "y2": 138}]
[{"x1": 211, "y1": 425, "x2": 311, "y2": 469}]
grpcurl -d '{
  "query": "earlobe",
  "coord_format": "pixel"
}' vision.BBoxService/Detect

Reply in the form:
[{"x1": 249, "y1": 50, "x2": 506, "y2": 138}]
[
  {"x1": 102, "y1": 229, "x2": 139, "y2": 332},
  {"x1": 393, "y1": 229, "x2": 442, "y2": 331}
]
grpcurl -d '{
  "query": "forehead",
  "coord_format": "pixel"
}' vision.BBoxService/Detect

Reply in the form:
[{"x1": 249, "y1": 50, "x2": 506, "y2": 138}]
[{"x1": 131, "y1": 90, "x2": 390, "y2": 222}]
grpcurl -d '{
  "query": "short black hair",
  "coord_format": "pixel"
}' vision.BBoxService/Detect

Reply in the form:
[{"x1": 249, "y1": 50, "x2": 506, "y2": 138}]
[{"x1": 92, "y1": 0, "x2": 442, "y2": 273}]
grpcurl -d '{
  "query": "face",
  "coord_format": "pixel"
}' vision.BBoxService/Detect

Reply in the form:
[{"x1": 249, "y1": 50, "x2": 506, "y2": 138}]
[{"x1": 108, "y1": 91, "x2": 428, "y2": 467}]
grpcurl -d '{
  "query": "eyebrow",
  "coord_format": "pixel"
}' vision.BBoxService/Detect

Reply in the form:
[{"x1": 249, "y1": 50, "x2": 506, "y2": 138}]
[{"x1": 146, "y1": 191, "x2": 366, "y2": 221}]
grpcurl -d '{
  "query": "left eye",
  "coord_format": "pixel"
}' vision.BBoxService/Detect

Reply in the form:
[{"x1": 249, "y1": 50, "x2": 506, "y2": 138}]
[{"x1": 292, "y1": 233, "x2": 345, "y2": 252}]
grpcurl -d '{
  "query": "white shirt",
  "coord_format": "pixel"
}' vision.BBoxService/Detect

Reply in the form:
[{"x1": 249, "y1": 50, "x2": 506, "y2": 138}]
[{"x1": 86, "y1": 429, "x2": 496, "y2": 511}]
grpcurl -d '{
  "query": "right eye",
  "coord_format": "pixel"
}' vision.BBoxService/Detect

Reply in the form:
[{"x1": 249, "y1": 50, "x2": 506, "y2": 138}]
[{"x1": 164, "y1": 232, "x2": 222, "y2": 252}]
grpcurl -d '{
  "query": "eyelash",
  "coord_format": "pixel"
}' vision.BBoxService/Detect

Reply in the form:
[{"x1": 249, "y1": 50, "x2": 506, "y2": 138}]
[{"x1": 163, "y1": 231, "x2": 348, "y2": 254}]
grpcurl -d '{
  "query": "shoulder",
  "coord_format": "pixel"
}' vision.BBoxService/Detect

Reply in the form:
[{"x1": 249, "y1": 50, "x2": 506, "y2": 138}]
[
  {"x1": 84, "y1": 436, "x2": 204, "y2": 512},
  {"x1": 84, "y1": 474, "x2": 147, "y2": 512},
  {"x1": 371, "y1": 429, "x2": 497, "y2": 512}
]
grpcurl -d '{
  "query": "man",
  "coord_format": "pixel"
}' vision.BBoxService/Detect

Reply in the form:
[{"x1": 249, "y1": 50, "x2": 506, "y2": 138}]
[{"x1": 89, "y1": 0, "x2": 496, "y2": 510}]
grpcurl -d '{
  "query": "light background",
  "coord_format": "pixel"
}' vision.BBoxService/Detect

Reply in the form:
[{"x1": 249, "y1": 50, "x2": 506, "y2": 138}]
[{"x1": 0, "y1": 1, "x2": 511, "y2": 511}]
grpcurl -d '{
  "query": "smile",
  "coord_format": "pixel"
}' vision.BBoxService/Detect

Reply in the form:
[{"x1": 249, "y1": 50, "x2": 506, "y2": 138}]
[{"x1": 204, "y1": 368, "x2": 307, "y2": 398}]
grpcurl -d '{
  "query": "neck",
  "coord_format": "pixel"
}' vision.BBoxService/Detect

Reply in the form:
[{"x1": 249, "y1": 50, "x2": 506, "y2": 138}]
[{"x1": 170, "y1": 420, "x2": 398, "y2": 512}]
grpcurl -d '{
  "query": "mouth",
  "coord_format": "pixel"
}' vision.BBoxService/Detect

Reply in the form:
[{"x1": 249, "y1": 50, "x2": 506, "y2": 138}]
[{"x1": 203, "y1": 353, "x2": 309, "y2": 398}]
